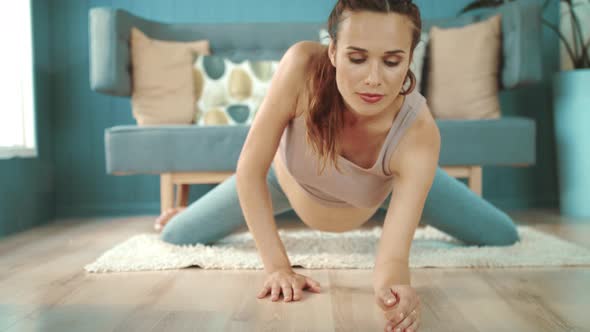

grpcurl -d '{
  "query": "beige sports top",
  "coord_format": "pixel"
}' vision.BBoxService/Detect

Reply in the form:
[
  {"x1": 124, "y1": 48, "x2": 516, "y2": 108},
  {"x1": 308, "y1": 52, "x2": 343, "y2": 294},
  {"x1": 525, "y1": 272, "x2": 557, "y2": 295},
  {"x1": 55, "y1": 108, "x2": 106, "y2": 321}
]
[{"x1": 277, "y1": 88, "x2": 427, "y2": 208}]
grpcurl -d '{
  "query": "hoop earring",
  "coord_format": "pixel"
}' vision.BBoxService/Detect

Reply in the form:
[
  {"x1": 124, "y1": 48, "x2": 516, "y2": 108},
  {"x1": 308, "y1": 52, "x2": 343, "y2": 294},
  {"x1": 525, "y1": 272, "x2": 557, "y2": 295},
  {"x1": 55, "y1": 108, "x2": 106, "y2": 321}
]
[{"x1": 399, "y1": 70, "x2": 416, "y2": 96}]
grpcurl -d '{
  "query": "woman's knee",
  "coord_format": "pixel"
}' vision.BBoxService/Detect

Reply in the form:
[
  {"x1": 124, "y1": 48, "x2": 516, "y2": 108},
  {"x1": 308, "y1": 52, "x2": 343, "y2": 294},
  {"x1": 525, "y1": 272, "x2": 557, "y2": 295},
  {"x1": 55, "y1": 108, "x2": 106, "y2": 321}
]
[
  {"x1": 160, "y1": 228, "x2": 190, "y2": 246},
  {"x1": 458, "y1": 213, "x2": 521, "y2": 247},
  {"x1": 484, "y1": 215, "x2": 521, "y2": 246},
  {"x1": 158, "y1": 208, "x2": 239, "y2": 246},
  {"x1": 159, "y1": 222, "x2": 213, "y2": 246}
]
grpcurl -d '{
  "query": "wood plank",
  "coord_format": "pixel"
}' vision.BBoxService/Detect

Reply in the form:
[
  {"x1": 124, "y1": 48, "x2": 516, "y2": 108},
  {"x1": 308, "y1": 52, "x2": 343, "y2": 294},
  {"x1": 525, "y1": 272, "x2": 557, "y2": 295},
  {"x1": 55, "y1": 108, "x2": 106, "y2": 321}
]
[{"x1": 0, "y1": 209, "x2": 588, "y2": 331}]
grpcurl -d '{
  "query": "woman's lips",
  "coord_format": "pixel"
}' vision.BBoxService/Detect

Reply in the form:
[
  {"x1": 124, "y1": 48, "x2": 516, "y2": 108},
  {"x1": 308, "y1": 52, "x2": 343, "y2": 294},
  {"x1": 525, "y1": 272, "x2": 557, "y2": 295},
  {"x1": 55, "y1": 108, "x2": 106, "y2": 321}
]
[{"x1": 358, "y1": 93, "x2": 384, "y2": 103}]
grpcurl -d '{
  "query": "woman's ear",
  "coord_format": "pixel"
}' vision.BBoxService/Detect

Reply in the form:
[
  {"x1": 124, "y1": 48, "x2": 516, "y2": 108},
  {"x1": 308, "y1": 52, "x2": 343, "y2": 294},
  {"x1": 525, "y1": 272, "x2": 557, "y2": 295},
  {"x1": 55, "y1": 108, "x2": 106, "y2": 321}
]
[{"x1": 328, "y1": 41, "x2": 337, "y2": 67}]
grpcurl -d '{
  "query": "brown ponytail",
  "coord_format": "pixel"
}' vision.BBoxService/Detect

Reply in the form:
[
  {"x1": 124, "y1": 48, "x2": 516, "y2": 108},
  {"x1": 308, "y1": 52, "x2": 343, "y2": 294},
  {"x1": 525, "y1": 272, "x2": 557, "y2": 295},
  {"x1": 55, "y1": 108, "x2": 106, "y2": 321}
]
[{"x1": 304, "y1": 47, "x2": 346, "y2": 176}]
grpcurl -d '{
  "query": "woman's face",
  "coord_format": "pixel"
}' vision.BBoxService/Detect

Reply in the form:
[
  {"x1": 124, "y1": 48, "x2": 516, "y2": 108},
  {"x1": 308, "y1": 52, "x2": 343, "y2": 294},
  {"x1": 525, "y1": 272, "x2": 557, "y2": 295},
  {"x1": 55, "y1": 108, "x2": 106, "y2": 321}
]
[{"x1": 328, "y1": 10, "x2": 414, "y2": 120}]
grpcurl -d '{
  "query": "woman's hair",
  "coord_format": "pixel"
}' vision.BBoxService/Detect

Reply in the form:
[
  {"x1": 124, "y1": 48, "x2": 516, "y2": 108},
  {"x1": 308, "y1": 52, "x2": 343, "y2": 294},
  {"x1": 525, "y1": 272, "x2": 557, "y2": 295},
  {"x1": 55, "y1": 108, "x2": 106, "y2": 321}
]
[{"x1": 304, "y1": 0, "x2": 422, "y2": 175}]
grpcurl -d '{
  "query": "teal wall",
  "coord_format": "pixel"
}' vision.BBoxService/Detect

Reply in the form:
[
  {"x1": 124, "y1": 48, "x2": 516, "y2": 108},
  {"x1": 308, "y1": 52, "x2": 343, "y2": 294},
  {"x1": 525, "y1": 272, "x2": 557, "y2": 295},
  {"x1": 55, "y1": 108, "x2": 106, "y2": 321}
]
[
  {"x1": 0, "y1": 0, "x2": 560, "y2": 236},
  {"x1": 0, "y1": 0, "x2": 55, "y2": 238}
]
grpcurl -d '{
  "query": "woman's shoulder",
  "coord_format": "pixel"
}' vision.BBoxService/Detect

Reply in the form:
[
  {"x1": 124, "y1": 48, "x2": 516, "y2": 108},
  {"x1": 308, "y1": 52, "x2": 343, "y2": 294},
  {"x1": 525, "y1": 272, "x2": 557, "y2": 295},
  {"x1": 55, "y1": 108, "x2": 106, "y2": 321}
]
[
  {"x1": 402, "y1": 90, "x2": 437, "y2": 145},
  {"x1": 280, "y1": 41, "x2": 327, "y2": 118},
  {"x1": 281, "y1": 41, "x2": 327, "y2": 74},
  {"x1": 389, "y1": 90, "x2": 440, "y2": 177},
  {"x1": 287, "y1": 40, "x2": 327, "y2": 58}
]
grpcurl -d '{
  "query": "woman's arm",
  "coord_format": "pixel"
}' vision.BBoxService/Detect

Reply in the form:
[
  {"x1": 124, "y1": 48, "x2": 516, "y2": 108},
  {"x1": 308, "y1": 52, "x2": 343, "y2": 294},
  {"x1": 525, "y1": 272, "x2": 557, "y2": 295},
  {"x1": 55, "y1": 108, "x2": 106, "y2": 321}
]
[
  {"x1": 236, "y1": 41, "x2": 318, "y2": 274},
  {"x1": 236, "y1": 176, "x2": 292, "y2": 273},
  {"x1": 373, "y1": 102, "x2": 440, "y2": 289}
]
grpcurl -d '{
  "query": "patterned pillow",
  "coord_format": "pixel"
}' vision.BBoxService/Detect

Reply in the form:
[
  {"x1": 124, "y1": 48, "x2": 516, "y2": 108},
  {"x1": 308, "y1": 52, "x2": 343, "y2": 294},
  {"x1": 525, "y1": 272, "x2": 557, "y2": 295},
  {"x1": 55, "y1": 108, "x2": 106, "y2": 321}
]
[{"x1": 192, "y1": 56, "x2": 279, "y2": 126}]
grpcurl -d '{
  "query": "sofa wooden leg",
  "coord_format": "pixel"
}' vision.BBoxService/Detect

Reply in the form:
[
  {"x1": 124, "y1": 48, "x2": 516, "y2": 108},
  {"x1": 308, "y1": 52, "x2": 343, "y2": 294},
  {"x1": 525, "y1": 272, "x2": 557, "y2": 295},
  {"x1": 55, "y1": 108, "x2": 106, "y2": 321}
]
[
  {"x1": 469, "y1": 166, "x2": 482, "y2": 196},
  {"x1": 161, "y1": 173, "x2": 174, "y2": 213},
  {"x1": 442, "y1": 166, "x2": 483, "y2": 196},
  {"x1": 176, "y1": 184, "x2": 190, "y2": 207}
]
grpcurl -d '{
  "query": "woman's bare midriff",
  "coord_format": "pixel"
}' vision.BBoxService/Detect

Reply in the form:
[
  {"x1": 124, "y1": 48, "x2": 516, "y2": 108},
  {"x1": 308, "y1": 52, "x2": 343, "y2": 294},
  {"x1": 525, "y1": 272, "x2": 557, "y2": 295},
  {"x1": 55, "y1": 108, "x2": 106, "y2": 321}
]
[{"x1": 272, "y1": 149, "x2": 381, "y2": 233}]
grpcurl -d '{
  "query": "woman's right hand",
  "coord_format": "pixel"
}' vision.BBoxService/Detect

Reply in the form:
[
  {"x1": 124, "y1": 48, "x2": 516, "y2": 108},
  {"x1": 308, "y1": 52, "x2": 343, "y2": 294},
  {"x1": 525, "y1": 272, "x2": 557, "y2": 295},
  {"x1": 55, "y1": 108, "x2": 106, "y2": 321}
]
[{"x1": 257, "y1": 268, "x2": 322, "y2": 302}]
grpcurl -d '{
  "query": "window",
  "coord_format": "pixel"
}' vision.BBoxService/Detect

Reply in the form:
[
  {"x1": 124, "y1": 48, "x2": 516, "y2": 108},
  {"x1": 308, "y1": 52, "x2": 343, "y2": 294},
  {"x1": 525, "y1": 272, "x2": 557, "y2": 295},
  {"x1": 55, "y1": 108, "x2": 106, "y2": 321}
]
[{"x1": 0, "y1": 0, "x2": 37, "y2": 160}]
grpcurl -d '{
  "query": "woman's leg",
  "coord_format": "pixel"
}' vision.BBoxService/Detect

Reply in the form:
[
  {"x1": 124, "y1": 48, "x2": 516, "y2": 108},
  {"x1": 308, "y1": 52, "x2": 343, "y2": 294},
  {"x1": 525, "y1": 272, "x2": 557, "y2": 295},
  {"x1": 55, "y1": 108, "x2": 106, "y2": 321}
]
[
  {"x1": 160, "y1": 164, "x2": 293, "y2": 246},
  {"x1": 379, "y1": 166, "x2": 520, "y2": 246}
]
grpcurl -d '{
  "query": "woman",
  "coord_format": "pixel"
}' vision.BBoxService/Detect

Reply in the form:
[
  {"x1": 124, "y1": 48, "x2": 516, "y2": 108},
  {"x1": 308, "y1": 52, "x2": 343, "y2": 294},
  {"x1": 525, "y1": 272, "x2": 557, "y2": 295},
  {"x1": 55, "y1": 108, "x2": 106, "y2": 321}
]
[{"x1": 156, "y1": 1, "x2": 520, "y2": 331}]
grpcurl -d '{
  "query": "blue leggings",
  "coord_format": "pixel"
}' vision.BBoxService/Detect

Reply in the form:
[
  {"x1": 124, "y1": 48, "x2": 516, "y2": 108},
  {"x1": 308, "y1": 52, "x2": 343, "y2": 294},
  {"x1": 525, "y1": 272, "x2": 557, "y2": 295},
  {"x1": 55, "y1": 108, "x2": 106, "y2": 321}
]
[{"x1": 160, "y1": 165, "x2": 520, "y2": 247}]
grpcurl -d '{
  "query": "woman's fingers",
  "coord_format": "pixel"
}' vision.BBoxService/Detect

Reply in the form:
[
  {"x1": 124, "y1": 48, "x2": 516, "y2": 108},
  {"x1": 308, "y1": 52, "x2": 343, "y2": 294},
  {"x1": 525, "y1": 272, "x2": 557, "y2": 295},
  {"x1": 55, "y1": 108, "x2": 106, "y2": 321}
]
[
  {"x1": 282, "y1": 283, "x2": 293, "y2": 302},
  {"x1": 305, "y1": 277, "x2": 321, "y2": 293},
  {"x1": 271, "y1": 284, "x2": 281, "y2": 301},
  {"x1": 390, "y1": 309, "x2": 417, "y2": 332},
  {"x1": 376, "y1": 288, "x2": 398, "y2": 311},
  {"x1": 258, "y1": 274, "x2": 321, "y2": 302},
  {"x1": 257, "y1": 285, "x2": 270, "y2": 298},
  {"x1": 387, "y1": 299, "x2": 420, "y2": 332},
  {"x1": 384, "y1": 296, "x2": 411, "y2": 323},
  {"x1": 292, "y1": 282, "x2": 303, "y2": 301},
  {"x1": 406, "y1": 318, "x2": 419, "y2": 332}
]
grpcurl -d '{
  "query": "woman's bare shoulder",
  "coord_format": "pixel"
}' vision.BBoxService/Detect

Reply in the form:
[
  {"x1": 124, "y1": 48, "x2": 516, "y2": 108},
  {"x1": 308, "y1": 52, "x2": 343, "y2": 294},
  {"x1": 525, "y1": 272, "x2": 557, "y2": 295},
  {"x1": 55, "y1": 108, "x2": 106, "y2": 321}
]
[
  {"x1": 288, "y1": 40, "x2": 327, "y2": 57},
  {"x1": 389, "y1": 100, "x2": 440, "y2": 178},
  {"x1": 280, "y1": 41, "x2": 327, "y2": 118},
  {"x1": 281, "y1": 41, "x2": 327, "y2": 74}
]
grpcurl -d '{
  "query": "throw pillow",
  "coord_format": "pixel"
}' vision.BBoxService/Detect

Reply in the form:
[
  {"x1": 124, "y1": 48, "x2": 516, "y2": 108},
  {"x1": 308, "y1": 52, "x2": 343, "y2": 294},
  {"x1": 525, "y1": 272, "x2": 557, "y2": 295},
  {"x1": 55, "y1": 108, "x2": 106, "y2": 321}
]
[
  {"x1": 409, "y1": 31, "x2": 429, "y2": 94},
  {"x1": 319, "y1": 28, "x2": 331, "y2": 45},
  {"x1": 130, "y1": 27, "x2": 210, "y2": 125},
  {"x1": 192, "y1": 55, "x2": 279, "y2": 126},
  {"x1": 426, "y1": 14, "x2": 502, "y2": 120}
]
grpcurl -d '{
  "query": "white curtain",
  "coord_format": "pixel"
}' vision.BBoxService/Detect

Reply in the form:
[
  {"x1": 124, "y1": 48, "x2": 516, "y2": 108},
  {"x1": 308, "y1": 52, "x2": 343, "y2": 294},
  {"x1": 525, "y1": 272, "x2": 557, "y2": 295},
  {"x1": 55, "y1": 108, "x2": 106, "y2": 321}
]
[{"x1": 0, "y1": 0, "x2": 36, "y2": 159}]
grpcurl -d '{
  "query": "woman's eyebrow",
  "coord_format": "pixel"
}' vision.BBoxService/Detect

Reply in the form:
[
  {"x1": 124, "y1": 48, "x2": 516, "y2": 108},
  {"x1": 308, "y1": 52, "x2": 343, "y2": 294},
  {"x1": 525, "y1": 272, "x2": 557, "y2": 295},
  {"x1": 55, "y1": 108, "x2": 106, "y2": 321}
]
[{"x1": 346, "y1": 46, "x2": 405, "y2": 55}]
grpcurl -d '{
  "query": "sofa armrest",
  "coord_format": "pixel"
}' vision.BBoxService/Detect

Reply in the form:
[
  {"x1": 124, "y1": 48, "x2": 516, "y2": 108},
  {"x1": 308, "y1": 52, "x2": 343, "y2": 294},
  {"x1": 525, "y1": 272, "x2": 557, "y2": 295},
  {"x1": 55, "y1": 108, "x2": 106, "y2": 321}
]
[{"x1": 89, "y1": 8, "x2": 137, "y2": 96}]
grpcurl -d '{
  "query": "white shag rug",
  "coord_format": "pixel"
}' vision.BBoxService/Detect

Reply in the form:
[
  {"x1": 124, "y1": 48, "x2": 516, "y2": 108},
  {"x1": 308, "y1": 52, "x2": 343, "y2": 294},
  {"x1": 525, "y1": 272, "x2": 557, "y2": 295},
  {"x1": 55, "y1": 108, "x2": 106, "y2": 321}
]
[{"x1": 84, "y1": 225, "x2": 590, "y2": 273}]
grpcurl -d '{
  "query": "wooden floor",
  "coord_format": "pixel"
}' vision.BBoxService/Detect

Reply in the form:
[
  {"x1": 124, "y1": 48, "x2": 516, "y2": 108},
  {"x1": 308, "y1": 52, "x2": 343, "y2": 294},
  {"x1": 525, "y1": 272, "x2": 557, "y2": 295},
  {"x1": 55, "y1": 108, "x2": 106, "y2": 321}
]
[{"x1": 0, "y1": 208, "x2": 589, "y2": 332}]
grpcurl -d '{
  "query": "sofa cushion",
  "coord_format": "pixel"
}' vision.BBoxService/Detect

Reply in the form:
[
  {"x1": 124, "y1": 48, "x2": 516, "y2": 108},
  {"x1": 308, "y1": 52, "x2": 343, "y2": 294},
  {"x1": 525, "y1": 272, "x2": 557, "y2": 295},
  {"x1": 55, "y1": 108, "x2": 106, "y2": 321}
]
[
  {"x1": 436, "y1": 117, "x2": 535, "y2": 166},
  {"x1": 104, "y1": 117, "x2": 535, "y2": 174},
  {"x1": 426, "y1": 14, "x2": 502, "y2": 120},
  {"x1": 130, "y1": 27, "x2": 210, "y2": 125},
  {"x1": 105, "y1": 125, "x2": 250, "y2": 174},
  {"x1": 193, "y1": 55, "x2": 279, "y2": 125}
]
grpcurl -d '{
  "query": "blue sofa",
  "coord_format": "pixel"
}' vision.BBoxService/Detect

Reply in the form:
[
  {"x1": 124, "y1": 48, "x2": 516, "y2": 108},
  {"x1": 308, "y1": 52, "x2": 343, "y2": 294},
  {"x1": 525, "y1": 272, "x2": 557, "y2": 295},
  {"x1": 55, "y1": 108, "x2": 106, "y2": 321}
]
[{"x1": 88, "y1": 1, "x2": 542, "y2": 213}]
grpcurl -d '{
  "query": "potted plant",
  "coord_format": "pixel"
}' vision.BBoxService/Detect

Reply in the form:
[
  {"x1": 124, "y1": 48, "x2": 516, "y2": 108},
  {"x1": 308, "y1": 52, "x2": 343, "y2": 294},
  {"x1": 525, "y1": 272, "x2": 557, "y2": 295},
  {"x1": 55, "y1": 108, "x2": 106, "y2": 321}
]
[{"x1": 460, "y1": 0, "x2": 590, "y2": 218}]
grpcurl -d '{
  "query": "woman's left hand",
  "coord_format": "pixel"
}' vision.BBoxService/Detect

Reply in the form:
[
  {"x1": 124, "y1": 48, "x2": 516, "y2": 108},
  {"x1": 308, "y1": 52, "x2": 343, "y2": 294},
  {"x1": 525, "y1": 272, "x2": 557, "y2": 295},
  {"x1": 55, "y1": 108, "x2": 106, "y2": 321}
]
[{"x1": 374, "y1": 284, "x2": 421, "y2": 332}]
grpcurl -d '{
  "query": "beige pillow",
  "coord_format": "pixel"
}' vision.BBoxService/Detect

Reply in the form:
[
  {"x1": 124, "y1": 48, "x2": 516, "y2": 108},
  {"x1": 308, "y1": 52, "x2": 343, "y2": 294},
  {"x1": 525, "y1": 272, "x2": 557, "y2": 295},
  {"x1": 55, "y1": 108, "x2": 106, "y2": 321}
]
[
  {"x1": 130, "y1": 27, "x2": 210, "y2": 125},
  {"x1": 426, "y1": 14, "x2": 502, "y2": 119}
]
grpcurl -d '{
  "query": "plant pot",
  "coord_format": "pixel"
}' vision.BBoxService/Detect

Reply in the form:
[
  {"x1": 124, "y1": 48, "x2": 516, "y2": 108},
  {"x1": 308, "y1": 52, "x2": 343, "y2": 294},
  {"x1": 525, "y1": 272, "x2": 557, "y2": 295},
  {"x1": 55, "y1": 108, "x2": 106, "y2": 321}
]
[{"x1": 553, "y1": 68, "x2": 590, "y2": 218}]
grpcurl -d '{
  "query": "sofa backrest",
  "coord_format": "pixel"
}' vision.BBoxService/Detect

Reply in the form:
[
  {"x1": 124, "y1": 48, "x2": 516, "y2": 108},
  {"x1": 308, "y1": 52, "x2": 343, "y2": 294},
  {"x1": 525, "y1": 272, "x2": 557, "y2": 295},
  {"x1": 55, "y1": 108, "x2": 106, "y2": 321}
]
[
  {"x1": 89, "y1": 0, "x2": 543, "y2": 98},
  {"x1": 89, "y1": 8, "x2": 324, "y2": 97},
  {"x1": 420, "y1": 0, "x2": 543, "y2": 93}
]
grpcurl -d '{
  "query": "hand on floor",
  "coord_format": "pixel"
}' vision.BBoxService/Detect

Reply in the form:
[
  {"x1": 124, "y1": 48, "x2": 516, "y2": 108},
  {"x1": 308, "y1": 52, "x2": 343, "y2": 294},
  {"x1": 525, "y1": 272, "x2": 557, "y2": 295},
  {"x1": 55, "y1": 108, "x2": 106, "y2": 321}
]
[
  {"x1": 257, "y1": 268, "x2": 321, "y2": 302},
  {"x1": 375, "y1": 285, "x2": 421, "y2": 332}
]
